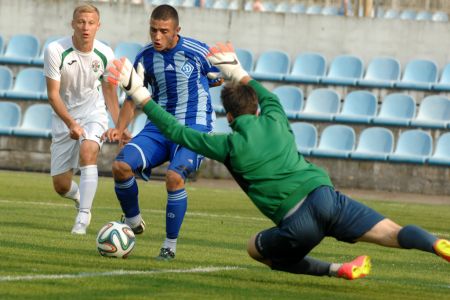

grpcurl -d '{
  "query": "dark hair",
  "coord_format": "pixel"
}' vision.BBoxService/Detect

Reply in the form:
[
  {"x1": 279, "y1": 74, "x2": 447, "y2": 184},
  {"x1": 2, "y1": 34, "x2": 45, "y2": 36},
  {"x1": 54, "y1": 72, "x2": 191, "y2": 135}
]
[
  {"x1": 221, "y1": 83, "x2": 259, "y2": 118},
  {"x1": 151, "y1": 5, "x2": 179, "y2": 27}
]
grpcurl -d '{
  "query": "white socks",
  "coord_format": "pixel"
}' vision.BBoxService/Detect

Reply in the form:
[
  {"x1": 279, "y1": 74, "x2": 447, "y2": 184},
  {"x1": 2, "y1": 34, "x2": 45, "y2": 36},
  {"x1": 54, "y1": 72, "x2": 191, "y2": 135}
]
[
  {"x1": 163, "y1": 238, "x2": 177, "y2": 253},
  {"x1": 79, "y1": 165, "x2": 98, "y2": 213},
  {"x1": 63, "y1": 180, "x2": 80, "y2": 202}
]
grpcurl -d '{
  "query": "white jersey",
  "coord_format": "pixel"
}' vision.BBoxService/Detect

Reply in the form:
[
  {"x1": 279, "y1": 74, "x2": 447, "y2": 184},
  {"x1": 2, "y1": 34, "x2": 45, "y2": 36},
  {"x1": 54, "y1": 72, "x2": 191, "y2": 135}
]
[{"x1": 44, "y1": 36, "x2": 114, "y2": 120}]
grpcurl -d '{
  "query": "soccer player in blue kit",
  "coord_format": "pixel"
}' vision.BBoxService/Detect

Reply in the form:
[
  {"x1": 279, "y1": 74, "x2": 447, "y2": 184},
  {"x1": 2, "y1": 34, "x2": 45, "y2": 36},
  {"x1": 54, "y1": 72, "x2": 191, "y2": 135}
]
[{"x1": 104, "y1": 5, "x2": 222, "y2": 260}]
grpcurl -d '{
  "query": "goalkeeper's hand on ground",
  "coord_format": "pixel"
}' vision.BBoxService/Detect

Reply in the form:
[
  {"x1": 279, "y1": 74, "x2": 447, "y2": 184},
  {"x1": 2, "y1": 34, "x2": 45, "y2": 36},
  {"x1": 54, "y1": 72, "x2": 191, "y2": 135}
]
[
  {"x1": 107, "y1": 57, "x2": 151, "y2": 106},
  {"x1": 207, "y1": 42, "x2": 248, "y2": 84}
]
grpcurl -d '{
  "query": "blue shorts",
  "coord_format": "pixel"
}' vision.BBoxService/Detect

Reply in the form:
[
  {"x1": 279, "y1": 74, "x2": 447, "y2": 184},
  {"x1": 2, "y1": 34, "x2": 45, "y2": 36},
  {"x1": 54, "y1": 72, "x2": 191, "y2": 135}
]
[
  {"x1": 116, "y1": 122, "x2": 208, "y2": 181},
  {"x1": 255, "y1": 186, "x2": 385, "y2": 265}
]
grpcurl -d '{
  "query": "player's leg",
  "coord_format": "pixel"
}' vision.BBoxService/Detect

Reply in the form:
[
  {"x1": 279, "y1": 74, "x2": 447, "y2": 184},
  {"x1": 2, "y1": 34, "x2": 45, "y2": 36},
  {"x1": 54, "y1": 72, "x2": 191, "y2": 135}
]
[
  {"x1": 52, "y1": 170, "x2": 79, "y2": 208},
  {"x1": 157, "y1": 145, "x2": 203, "y2": 260}
]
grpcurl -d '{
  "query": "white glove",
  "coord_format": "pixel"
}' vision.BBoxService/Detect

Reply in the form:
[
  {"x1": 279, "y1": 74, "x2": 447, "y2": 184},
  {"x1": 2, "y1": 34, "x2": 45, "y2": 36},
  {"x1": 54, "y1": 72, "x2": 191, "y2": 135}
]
[
  {"x1": 107, "y1": 57, "x2": 151, "y2": 106},
  {"x1": 207, "y1": 42, "x2": 248, "y2": 84}
]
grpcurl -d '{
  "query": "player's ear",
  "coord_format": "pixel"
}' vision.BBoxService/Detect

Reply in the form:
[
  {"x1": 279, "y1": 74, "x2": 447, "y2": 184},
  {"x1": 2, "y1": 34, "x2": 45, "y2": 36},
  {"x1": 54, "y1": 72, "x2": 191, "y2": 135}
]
[
  {"x1": 226, "y1": 112, "x2": 234, "y2": 124},
  {"x1": 176, "y1": 26, "x2": 181, "y2": 34}
]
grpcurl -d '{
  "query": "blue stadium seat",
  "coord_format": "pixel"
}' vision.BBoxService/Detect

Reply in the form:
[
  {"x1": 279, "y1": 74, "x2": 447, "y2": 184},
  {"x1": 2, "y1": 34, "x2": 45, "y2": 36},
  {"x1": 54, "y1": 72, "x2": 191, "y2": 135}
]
[
  {"x1": 400, "y1": 9, "x2": 417, "y2": 20},
  {"x1": 321, "y1": 55, "x2": 364, "y2": 86},
  {"x1": 297, "y1": 88, "x2": 340, "y2": 121},
  {"x1": 4, "y1": 68, "x2": 47, "y2": 100},
  {"x1": 31, "y1": 36, "x2": 62, "y2": 66},
  {"x1": 0, "y1": 66, "x2": 13, "y2": 97},
  {"x1": 311, "y1": 124, "x2": 355, "y2": 158},
  {"x1": 210, "y1": 85, "x2": 225, "y2": 114},
  {"x1": 235, "y1": 48, "x2": 254, "y2": 72},
  {"x1": 0, "y1": 35, "x2": 4, "y2": 55},
  {"x1": 305, "y1": 5, "x2": 322, "y2": 15},
  {"x1": 395, "y1": 59, "x2": 438, "y2": 90},
  {"x1": 0, "y1": 34, "x2": 40, "y2": 65},
  {"x1": 249, "y1": 50, "x2": 290, "y2": 81},
  {"x1": 12, "y1": 104, "x2": 52, "y2": 138},
  {"x1": 357, "y1": 56, "x2": 401, "y2": 88},
  {"x1": 372, "y1": 93, "x2": 416, "y2": 126},
  {"x1": 212, "y1": 0, "x2": 228, "y2": 9},
  {"x1": 432, "y1": 11, "x2": 449, "y2": 22},
  {"x1": 284, "y1": 52, "x2": 326, "y2": 84},
  {"x1": 383, "y1": 9, "x2": 400, "y2": 19},
  {"x1": 272, "y1": 86, "x2": 304, "y2": 119},
  {"x1": 214, "y1": 117, "x2": 232, "y2": 134},
  {"x1": 290, "y1": 122, "x2": 317, "y2": 156},
  {"x1": 432, "y1": 63, "x2": 450, "y2": 91},
  {"x1": 181, "y1": 0, "x2": 196, "y2": 7},
  {"x1": 350, "y1": 127, "x2": 394, "y2": 161},
  {"x1": 262, "y1": 1, "x2": 276, "y2": 12},
  {"x1": 114, "y1": 42, "x2": 142, "y2": 62},
  {"x1": 0, "y1": 102, "x2": 21, "y2": 135},
  {"x1": 388, "y1": 130, "x2": 433, "y2": 164},
  {"x1": 274, "y1": 2, "x2": 290, "y2": 13},
  {"x1": 131, "y1": 113, "x2": 148, "y2": 137},
  {"x1": 321, "y1": 6, "x2": 339, "y2": 15},
  {"x1": 416, "y1": 11, "x2": 433, "y2": 21},
  {"x1": 228, "y1": 0, "x2": 239, "y2": 10},
  {"x1": 409, "y1": 95, "x2": 450, "y2": 129},
  {"x1": 290, "y1": 3, "x2": 306, "y2": 14},
  {"x1": 428, "y1": 132, "x2": 450, "y2": 165},
  {"x1": 334, "y1": 90, "x2": 377, "y2": 124}
]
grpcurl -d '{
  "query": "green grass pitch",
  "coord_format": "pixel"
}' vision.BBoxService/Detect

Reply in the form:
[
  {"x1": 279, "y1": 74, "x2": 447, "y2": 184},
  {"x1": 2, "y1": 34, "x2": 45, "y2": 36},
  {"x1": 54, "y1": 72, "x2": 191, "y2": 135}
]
[{"x1": 0, "y1": 170, "x2": 448, "y2": 299}]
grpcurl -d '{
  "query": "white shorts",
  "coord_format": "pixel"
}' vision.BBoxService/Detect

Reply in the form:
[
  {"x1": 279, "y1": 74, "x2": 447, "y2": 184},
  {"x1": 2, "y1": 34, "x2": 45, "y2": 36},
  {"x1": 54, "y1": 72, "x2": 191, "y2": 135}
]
[{"x1": 50, "y1": 113, "x2": 108, "y2": 176}]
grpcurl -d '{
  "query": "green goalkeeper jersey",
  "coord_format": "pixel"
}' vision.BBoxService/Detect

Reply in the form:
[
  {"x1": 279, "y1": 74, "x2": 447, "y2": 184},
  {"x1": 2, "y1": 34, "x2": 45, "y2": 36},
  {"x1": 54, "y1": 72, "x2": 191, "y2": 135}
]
[{"x1": 142, "y1": 80, "x2": 333, "y2": 224}]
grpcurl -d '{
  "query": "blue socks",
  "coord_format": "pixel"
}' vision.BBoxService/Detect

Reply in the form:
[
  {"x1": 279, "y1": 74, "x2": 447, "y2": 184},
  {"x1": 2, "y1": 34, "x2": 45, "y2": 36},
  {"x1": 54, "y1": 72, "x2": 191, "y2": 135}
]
[
  {"x1": 115, "y1": 177, "x2": 140, "y2": 218},
  {"x1": 166, "y1": 189, "x2": 188, "y2": 239},
  {"x1": 398, "y1": 225, "x2": 438, "y2": 253}
]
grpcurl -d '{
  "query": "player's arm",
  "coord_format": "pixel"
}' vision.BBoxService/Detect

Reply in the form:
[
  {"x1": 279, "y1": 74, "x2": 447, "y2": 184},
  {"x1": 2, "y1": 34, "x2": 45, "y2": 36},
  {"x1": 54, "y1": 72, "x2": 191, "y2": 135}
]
[{"x1": 101, "y1": 80, "x2": 120, "y2": 127}]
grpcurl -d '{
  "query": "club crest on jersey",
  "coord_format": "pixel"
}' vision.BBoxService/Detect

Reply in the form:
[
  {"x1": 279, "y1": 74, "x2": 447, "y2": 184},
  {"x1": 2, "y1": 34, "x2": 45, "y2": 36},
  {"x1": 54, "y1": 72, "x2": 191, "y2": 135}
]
[
  {"x1": 181, "y1": 62, "x2": 194, "y2": 78},
  {"x1": 91, "y1": 60, "x2": 101, "y2": 73}
]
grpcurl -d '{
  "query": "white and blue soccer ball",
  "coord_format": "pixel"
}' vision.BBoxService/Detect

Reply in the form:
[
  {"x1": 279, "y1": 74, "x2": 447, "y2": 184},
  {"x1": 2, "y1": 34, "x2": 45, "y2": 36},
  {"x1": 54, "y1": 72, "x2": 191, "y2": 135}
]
[{"x1": 96, "y1": 221, "x2": 135, "y2": 258}]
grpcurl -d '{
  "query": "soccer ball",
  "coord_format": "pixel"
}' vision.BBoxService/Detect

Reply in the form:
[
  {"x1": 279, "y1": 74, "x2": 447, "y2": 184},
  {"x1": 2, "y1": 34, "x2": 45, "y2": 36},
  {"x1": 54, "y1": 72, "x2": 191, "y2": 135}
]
[{"x1": 96, "y1": 221, "x2": 136, "y2": 258}]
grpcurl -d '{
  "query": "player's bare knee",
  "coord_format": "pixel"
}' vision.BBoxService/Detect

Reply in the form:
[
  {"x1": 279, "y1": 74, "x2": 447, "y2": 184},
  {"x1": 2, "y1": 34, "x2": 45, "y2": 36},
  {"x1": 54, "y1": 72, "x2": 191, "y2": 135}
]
[
  {"x1": 247, "y1": 235, "x2": 261, "y2": 259},
  {"x1": 166, "y1": 170, "x2": 184, "y2": 190},
  {"x1": 112, "y1": 161, "x2": 133, "y2": 181},
  {"x1": 53, "y1": 181, "x2": 70, "y2": 196}
]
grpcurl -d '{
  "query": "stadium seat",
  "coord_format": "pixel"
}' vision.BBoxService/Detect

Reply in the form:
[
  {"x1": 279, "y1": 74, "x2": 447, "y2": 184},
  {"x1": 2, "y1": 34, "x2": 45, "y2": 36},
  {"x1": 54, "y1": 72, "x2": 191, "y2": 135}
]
[
  {"x1": 409, "y1": 95, "x2": 450, "y2": 129},
  {"x1": 262, "y1": 1, "x2": 276, "y2": 12},
  {"x1": 305, "y1": 5, "x2": 322, "y2": 15},
  {"x1": 290, "y1": 3, "x2": 306, "y2": 14},
  {"x1": 350, "y1": 127, "x2": 394, "y2": 161},
  {"x1": 416, "y1": 11, "x2": 433, "y2": 21},
  {"x1": 432, "y1": 63, "x2": 450, "y2": 92},
  {"x1": 383, "y1": 9, "x2": 400, "y2": 19},
  {"x1": 428, "y1": 132, "x2": 450, "y2": 165},
  {"x1": 388, "y1": 129, "x2": 433, "y2": 164},
  {"x1": 395, "y1": 59, "x2": 438, "y2": 90},
  {"x1": 214, "y1": 117, "x2": 232, "y2": 134},
  {"x1": 210, "y1": 85, "x2": 225, "y2": 114},
  {"x1": 228, "y1": 0, "x2": 239, "y2": 10},
  {"x1": 311, "y1": 124, "x2": 355, "y2": 158},
  {"x1": 321, "y1": 6, "x2": 339, "y2": 15},
  {"x1": 400, "y1": 9, "x2": 417, "y2": 20},
  {"x1": 372, "y1": 93, "x2": 416, "y2": 126},
  {"x1": 4, "y1": 68, "x2": 47, "y2": 100},
  {"x1": 284, "y1": 52, "x2": 327, "y2": 84},
  {"x1": 290, "y1": 122, "x2": 317, "y2": 155},
  {"x1": 321, "y1": 55, "x2": 364, "y2": 86},
  {"x1": 274, "y1": 2, "x2": 290, "y2": 13},
  {"x1": 235, "y1": 48, "x2": 254, "y2": 72},
  {"x1": 432, "y1": 11, "x2": 449, "y2": 22},
  {"x1": 0, "y1": 35, "x2": 3, "y2": 55},
  {"x1": 180, "y1": 0, "x2": 196, "y2": 7},
  {"x1": 212, "y1": 0, "x2": 229, "y2": 10},
  {"x1": 249, "y1": 50, "x2": 290, "y2": 81},
  {"x1": 31, "y1": 35, "x2": 62, "y2": 66},
  {"x1": 0, "y1": 66, "x2": 13, "y2": 97},
  {"x1": 0, "y1": 34, "x2": 40, "y2": 65},
  {"x1": 0, "y1": 102, "x2": 21, "y2": 135},
  {"x1": 297, "y1": 88, "x2": 340, "y2": 121},
  {"x1": 12, "y1": 104, "x2": 52, "y2": 138},
  {"x1": 114, "y1": 42, "x2": 142, "y2": 62},
  {"x1": 334, "y1": 90, "x2": 377, "y2": 124},
  {"x1": 272, "y1": 86, "x2": 304, "y2": 119},
  {"x1": 357, "y1": 56, "x2": 401, "y2": 88},
  {"x1": 131, "y1": 113, "x2": 148, "y2": 137}
]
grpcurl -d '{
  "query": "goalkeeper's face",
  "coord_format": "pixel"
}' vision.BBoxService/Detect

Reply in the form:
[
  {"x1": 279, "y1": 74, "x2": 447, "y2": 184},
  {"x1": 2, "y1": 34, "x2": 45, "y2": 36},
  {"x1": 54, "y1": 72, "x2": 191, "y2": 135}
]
[{"x1": 149, "y1": 18, "x2": 180, "y2": 52}]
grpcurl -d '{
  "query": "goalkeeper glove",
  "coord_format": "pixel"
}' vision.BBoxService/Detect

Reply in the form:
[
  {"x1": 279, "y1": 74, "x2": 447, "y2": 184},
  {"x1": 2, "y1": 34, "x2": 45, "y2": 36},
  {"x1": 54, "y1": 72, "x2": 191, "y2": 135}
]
[
  {"x1": 207, "y1": 42, "x2": 248, "y2": 84},
  {"x1": 107, "y1": 57, "x2": 151, "y2": 106}
]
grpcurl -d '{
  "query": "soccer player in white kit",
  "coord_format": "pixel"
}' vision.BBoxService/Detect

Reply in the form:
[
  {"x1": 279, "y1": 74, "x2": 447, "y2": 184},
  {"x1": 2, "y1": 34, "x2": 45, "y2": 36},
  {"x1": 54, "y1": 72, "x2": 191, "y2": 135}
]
[{"x1": 44, "y1": 4, "x2": 120, "y2": 234}]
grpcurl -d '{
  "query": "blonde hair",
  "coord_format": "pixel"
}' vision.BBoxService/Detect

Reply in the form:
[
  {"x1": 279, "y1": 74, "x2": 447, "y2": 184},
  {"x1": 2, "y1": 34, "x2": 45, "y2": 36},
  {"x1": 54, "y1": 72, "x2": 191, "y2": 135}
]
[{"x1": 72, "y1": 4, "x2": 100, "y2": 20}]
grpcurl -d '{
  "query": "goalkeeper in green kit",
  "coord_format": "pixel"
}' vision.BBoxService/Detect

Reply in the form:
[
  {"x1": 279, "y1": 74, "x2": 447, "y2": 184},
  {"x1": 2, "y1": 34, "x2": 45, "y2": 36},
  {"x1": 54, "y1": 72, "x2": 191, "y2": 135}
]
[{"x1": 107, "y1": 42, "x2": 450, "y2": 280}]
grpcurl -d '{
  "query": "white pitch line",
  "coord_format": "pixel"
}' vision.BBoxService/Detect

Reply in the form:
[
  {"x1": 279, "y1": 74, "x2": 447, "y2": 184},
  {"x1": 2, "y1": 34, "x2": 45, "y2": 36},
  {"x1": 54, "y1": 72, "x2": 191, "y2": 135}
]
[{"x1": 0, "y1": 266, "x2": 243, "y2": 282}]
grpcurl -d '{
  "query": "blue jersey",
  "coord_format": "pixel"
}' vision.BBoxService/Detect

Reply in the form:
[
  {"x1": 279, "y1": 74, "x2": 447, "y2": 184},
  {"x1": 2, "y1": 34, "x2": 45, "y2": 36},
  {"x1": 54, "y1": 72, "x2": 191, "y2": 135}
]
[{"x1": 133, "y1": 36, "x2": 219, "y2": 129}]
